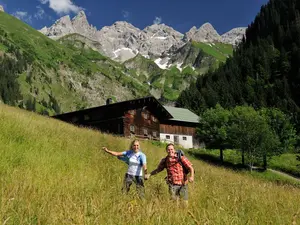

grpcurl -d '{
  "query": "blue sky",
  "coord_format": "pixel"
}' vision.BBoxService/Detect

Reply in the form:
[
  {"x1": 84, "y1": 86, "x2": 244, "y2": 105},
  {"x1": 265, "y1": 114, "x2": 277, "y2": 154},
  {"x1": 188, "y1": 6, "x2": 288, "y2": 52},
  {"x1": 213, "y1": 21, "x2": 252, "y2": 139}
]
[{"x1": 0, "y1": 0, "x2": 269, "y2": 34}]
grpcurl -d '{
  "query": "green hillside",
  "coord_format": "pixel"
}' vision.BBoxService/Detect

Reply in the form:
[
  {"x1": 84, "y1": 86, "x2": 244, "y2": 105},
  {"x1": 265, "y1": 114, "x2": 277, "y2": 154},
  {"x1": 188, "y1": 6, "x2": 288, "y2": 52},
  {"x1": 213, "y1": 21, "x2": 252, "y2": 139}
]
[
  {"x1": 124, "y1": 56, "x2": 197, "y2": 101},
  {"x1": 123, "y1": 41, "x2": 233, "y2": 101},
  {"x1": 177, "y1": 0, "x2": 300, "y2": 132},
  {"x1": 1, "y1": 103, "x2": 300, "y2": 224},
  {"x1": 0, "y1": 11, "x2": 149, "y2": 115},
  {"x1": 0, "y1": 10, "x2": 235, "y2": 112},
  {"x1": 191, "y1": 41, "x2": 233, "y2": 64}
]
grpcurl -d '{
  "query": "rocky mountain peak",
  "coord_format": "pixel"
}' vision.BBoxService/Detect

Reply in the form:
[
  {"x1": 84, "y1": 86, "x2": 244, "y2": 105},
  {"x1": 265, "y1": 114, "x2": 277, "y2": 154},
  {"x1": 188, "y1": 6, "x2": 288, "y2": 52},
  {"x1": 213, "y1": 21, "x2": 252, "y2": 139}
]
[
  {"x1": 40, "y1": 10, "x2": 97, "y2": 40},
  {"x1": 199, "y1": 22, "x2": 215, "y2": 30},
  {"x1": 221, "y1": 27, "x2": 247, "y2": 45},
  {"x1": 113, "y1": 21, "x2": 133, "y2": 27},
  {"x1": 140, "y1": 23, "x2": 184, "y2": 58},
  {"x1": 39, "y1": 15, "x2": 74, "y2": 38},
  {"x1": 198, "y1": 22, "x2": 221, "y2": 42},
  {"x1": 0, "y1": 5, "x2": 4, "y2": 12},
  {"x1": 57, "y1": 15, "x2": 72, "y2": 25},
  {"x1": 144, "y1": 23, "x2": 183, "y2": 38},
  {"x1": 189, "y1": 26, "x2": 197, "y2": 32},
  {"x1": 76, "y1": 10, "x2": 86, "y2": 17},
  {"x1": 72, "y1": 10, "x2": 87, "y2": 23},
  {"x1": 184, "y1": 22, "x2": 221, "y2": 43},
  {"x1": 39, "y1": 11, "x2": 246, "y2": 62},
  {"x1": 111, "y1": 21, "x2": 140, "y2": 32},
  {"x1": 71, "y1": 10, "x2": 97, "y2": 40}
]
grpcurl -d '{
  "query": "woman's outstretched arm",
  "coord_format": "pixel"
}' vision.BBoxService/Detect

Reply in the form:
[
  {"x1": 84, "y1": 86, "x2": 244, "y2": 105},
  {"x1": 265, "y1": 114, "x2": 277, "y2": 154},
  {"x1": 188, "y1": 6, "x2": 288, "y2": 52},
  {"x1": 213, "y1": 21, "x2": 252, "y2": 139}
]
[{"x1": 102, "y1": 147, "x2": 124, "y2": 156}]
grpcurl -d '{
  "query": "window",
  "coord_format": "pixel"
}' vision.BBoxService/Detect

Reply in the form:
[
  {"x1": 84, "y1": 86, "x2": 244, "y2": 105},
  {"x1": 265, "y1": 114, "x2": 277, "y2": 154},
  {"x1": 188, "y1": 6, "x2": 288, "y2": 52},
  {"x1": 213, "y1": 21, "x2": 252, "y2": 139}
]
[
  {"x1": 143, "y1": 128, "x2": 148, "y2": 136},
  {"x1": 128, "y1": 110, "x2": 136, "y2": 115},
  {"x1": 166, "y1": 135, "x2": 170, "y2": 139},
  {"x1": 153, "y1": 131, "x2": 157, "y2": 137},
  {"x1": 183, "y1": 136, "x2": 187, "y2": 141},
  {"x1": 151, "y1": 115, "x2": 157, "y2": 122},
  {"x1": 143, "y1": 113, "x2": 149, "y2": 119},
  {"x1": 130, "y1": 125, "x2": 135, "y2": 133}
]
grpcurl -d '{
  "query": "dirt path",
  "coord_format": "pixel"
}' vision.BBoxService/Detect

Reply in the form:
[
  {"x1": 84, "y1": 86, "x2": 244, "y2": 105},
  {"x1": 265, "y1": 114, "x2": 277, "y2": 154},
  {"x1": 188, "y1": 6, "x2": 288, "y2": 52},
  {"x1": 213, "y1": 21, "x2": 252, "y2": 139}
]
[{"x1": 268, "y1": 169, "x2": 300, "y2": 182}]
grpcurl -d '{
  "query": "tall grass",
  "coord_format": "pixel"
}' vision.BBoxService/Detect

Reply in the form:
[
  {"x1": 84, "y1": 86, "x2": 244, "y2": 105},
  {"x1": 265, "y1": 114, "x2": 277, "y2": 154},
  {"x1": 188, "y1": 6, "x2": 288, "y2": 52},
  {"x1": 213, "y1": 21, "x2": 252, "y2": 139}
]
[{"x1": 1, "y1": 104, "x2": 300, "y2": 224}]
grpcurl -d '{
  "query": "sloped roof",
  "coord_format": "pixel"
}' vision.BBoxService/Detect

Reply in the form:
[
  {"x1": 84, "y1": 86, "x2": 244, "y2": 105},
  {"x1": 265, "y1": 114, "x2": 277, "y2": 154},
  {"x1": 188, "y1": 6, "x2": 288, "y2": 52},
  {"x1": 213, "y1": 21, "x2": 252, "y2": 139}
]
[
  {"x1": 163, "y1": 106, "x2": 199, "y2": 123},
  {"x1": 53, "y1": 96, "x2": 173, "y2": 122}
]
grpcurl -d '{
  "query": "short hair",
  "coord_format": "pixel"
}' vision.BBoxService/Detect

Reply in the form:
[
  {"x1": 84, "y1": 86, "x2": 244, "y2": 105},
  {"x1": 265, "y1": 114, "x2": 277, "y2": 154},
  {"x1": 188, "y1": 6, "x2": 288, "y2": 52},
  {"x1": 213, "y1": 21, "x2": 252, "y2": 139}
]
[{"x1": 166, "y1": 143, "x2": 174, "y2": 150}]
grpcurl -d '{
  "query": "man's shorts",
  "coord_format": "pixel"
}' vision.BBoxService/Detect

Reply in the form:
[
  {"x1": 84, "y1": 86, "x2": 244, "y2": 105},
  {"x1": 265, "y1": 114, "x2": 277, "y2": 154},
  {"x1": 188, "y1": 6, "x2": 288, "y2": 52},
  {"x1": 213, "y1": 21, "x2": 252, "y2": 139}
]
[{"x1": 168, "y1": 184, "x2": 188, "y2": 200}]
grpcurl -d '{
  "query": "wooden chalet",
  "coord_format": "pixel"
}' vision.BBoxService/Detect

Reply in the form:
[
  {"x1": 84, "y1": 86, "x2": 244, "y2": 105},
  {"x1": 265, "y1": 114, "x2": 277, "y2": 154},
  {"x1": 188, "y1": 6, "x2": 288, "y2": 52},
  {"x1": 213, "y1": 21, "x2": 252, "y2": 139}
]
[
  {"x1": 53, "y1": 96, "x2": 200, "y2": 148},
  {"x1": 160, "y1": 106, "x2": 200, "y2": 149}
]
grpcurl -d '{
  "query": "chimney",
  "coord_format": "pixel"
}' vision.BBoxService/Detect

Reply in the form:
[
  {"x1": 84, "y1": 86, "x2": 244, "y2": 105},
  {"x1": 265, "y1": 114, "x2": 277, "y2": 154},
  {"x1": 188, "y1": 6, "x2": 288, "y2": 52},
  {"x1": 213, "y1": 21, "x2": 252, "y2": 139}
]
[{"x1": 106, "y1": 98, "x2": 113, "y2": 105}]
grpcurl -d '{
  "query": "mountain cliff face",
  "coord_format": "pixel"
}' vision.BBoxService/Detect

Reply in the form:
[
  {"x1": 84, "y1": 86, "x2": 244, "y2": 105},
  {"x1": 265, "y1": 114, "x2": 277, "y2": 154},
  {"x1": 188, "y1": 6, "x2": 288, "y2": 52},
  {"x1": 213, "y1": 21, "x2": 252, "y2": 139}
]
[
  {"x1": 221, "y1": 27, "x2": 247, "y2": 45},
  {"x1": 95, "y1": 21, "x2": 141, "y2": 61},
  {"x1": 183, "y1": 23, "x2": 222, "y2": 43},
  {"x1": 40, "y1": 11, "x2": 245, "y2": 64},
  {"x1": 141, "y1": 23, "x2": 184, "y2": 58},
  {"x1": 40, "y1": 11, "x2": 97, "y2": 40}
]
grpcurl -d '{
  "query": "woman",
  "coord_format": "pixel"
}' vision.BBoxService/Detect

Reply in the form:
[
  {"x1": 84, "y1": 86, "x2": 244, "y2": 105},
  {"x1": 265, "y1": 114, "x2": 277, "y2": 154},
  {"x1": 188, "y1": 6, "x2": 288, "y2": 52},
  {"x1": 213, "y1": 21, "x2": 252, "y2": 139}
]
[{"x1": 102, "y1": 140, "x2": 148, "y2": 198}]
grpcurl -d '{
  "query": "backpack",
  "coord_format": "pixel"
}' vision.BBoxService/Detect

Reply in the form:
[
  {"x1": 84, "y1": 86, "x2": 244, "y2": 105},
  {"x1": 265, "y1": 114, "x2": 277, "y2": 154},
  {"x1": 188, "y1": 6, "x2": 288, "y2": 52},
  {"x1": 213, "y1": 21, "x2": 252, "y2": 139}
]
[{"x1": 165, "y1": 149, "x2": 194, "y2": 175}]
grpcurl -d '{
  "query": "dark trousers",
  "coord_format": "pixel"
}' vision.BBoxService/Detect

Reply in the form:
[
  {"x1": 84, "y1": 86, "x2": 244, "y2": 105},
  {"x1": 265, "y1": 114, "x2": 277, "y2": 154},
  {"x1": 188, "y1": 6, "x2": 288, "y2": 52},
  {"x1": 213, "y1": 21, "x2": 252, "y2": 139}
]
[{"x1": 122, "y1": 173, "x2": 145, "y2": 198}]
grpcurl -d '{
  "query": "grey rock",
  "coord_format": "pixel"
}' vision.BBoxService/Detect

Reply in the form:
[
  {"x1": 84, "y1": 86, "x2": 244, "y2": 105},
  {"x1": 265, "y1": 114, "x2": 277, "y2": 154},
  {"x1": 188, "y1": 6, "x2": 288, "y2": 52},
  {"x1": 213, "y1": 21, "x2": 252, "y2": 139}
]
[
  {"x1": 184, "y1": 22, "x2": 221, "y2": 43},
  {"x1": 72, "y1": 11, "x2": 97, "y2": 40},
  {"x1": 96, "y1": 21, "x2": 141, "y2": 59},
  {"x1": 40, "y1": 15, "x2": 74, "y2": 39},
  {"x1": 221, "y1": 27, "x2": 246, "y2": 45},
  {"x1": 39, "y1": 11, "x2": 246, "y2": 64},
  {"x1": 141, "y1": 23, "x2": 184, "y2": 58},
  {"x1": 40, "y1": 11, "x2": 97, "y2": 40}
]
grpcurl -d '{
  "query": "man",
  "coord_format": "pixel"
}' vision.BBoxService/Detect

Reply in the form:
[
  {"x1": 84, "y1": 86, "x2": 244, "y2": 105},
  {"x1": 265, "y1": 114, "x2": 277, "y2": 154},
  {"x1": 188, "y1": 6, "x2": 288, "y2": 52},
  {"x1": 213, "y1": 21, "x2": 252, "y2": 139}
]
[{"x1": 145, "y1": 143, "x2": 194, "y2": 206}]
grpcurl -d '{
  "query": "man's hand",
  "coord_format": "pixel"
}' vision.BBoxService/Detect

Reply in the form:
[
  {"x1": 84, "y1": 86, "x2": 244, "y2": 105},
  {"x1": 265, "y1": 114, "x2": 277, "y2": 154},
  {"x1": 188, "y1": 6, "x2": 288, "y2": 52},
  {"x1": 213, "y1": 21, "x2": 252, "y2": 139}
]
[
  {"x1": 102, "y1": 147, "x2": 108, "y2": 152},
  {"x1": 188, "y1": 176, "x2": 194, "y2": 183},
  {"x1": 144, "y1": 174, "x2": 151, "y2": 180}
]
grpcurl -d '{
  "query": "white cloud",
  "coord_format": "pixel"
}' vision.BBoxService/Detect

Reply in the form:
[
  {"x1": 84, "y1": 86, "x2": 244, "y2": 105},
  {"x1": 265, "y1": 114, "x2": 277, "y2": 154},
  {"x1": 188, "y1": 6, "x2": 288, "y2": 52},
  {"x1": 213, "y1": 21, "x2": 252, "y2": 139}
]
[
  {"x1": 12, "y1": 11, "x2": 32, "y2": 24},
  {"x1": 38, "y1": 0, "x2": 83, "y2": 15},
  {"x1": 153, "y1": 16, "x2": 162, "y2": 25},
  {"x1": 34, "y1": 6, "x2": 45, "y2": 19},
  {"x1": 122, "y1": 10, "x2": 129, "y2": 19}
]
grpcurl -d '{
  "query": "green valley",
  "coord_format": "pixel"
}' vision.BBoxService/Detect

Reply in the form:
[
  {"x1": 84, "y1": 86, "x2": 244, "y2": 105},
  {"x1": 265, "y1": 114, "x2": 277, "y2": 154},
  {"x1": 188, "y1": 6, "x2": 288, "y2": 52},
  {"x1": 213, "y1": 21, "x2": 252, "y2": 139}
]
[
  {"x1": 0, "y1": 11, "x2": 148, "y2": 115},
  {"x1": 0, "y1": 10, "x2": 233, "y2": 115}
]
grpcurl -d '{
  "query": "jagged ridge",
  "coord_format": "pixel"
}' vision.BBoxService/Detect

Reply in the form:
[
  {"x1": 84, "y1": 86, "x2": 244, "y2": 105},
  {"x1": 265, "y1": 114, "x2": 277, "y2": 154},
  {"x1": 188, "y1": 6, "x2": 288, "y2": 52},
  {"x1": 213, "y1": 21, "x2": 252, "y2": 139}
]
[{"x1": 40, "y1": 11, "x2": 246, "y2": 64}]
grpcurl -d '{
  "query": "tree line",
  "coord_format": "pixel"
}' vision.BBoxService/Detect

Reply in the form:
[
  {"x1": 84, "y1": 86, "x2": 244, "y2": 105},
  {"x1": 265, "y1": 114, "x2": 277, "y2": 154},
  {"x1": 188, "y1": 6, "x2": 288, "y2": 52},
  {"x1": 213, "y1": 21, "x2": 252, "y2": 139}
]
[
  {"x1": 177, "y1": 0, "x2": 300, "y2": 131},
  {"x1": 197, "y1": 105, "x2": 297, "y2": 170}
]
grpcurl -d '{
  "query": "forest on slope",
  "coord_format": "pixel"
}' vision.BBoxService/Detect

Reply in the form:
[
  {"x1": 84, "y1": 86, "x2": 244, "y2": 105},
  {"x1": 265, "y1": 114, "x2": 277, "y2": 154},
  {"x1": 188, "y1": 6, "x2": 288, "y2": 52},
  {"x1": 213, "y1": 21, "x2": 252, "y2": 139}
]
[{"x1": 177, "y1": 0, "x2": 300, "y2": 129}]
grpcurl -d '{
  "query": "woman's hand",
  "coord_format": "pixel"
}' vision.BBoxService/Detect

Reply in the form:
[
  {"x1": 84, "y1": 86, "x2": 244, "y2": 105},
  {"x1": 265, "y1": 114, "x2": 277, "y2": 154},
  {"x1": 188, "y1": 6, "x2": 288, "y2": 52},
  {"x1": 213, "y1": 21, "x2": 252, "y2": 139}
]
[{"x1": 144, "y1": 174, "x2": 151, "y2": 180}]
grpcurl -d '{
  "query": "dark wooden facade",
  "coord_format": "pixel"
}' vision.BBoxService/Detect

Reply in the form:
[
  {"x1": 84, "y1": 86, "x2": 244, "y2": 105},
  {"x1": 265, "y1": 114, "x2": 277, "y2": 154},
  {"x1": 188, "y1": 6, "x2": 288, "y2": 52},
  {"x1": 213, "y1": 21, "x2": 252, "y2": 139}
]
[
  {"x1": 53, "y1": 96, "x2": 172, "y2": 139},
  {"x1": 123, "y1": 108, "x2": 160, "y2": 139}
]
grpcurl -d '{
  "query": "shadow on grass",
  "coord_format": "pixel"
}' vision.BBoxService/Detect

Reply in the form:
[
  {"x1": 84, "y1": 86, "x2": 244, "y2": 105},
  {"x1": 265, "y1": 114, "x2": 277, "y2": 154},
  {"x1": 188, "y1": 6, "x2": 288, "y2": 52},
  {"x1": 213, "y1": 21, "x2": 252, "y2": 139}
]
[
  {"x1": 187, "y1": 151, "x2": 266, "y2": 172},
  {"x1": 187, "y1": 150, "x2": 300, "y2": 188}
]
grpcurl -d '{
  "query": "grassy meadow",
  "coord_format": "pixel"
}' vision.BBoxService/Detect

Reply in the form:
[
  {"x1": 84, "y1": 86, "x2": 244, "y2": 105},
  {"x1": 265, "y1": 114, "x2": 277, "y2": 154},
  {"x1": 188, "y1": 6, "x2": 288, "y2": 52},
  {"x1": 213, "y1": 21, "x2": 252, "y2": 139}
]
[
  {"x1": 1, "y1": 104, "x2": 300, "y2": 224},
  {"x1": 190, "y1": 148, "x2": 300, "y2": 179}
]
